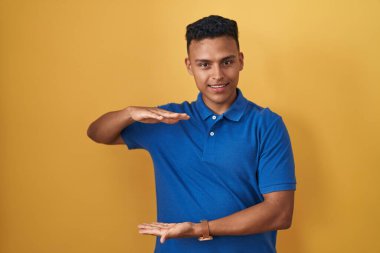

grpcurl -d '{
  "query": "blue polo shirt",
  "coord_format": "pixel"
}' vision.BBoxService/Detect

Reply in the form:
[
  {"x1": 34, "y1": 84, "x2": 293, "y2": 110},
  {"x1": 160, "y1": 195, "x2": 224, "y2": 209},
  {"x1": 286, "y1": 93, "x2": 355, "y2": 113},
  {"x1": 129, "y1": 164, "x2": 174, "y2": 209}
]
[{"x1": 121, "y1": 88, "x2": 296, "y2": 253}]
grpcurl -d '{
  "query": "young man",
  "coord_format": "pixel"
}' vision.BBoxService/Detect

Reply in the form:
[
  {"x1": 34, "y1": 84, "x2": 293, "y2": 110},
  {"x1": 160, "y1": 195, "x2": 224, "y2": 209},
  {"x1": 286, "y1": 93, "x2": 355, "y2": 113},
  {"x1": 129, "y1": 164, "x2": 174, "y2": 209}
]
[{"x1": 87, "y1": 15, "x2": 296, "y2": 253}]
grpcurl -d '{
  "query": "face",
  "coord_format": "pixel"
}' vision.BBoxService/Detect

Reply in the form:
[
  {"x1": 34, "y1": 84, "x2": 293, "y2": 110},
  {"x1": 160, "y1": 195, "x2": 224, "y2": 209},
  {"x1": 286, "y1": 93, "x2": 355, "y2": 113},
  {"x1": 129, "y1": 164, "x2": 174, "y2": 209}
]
[{"x1": 185, "y1": 35, "x2": 244, "y2": 114}]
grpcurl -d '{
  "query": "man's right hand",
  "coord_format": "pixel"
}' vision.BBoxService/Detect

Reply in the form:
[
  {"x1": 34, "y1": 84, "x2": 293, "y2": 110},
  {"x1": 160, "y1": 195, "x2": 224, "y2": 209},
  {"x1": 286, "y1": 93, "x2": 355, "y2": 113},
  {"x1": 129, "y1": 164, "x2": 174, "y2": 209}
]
[
  {"x1": 87, "y1": 105, "x2": 190, "y2": 145},
  {"x1": 127, "y1": 106, "x2": 190, "y2": 124}
]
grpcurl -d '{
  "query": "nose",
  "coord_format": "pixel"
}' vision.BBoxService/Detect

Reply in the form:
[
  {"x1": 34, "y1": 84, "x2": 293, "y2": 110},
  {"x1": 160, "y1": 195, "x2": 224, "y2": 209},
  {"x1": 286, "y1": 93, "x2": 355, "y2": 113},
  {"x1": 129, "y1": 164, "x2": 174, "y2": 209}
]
[{"x1": 211, "y1": 65, "x2": 224, "y2": 81}]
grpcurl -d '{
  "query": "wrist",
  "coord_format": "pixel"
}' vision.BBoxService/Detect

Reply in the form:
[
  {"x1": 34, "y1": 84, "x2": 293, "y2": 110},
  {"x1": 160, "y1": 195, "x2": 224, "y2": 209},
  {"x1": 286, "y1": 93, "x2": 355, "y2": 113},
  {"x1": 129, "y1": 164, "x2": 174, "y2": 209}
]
[
  {"x1": 191, "y1": 222, "x2": 203, "y2": 237},
  {"x1": 124, "y1": 106, "x2": 132, "y2": 114},
  {"x1": 124, "y1": 106, "x2": 135, "y2": 123}
]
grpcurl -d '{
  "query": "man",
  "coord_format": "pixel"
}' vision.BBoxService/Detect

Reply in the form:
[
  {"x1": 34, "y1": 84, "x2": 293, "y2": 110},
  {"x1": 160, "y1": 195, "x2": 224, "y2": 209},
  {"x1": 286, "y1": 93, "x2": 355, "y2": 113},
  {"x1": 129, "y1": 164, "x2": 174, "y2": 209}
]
[{"x1": 87, "y1": 15, "x2": 296, "y2": 253}]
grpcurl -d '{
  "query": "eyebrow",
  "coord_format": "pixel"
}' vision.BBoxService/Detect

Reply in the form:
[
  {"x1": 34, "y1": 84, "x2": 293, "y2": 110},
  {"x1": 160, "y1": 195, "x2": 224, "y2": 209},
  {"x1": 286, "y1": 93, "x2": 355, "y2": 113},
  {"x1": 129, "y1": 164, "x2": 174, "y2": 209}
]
[{"x1": 194, "y1": 55, "x2": 236, "y2": 63}]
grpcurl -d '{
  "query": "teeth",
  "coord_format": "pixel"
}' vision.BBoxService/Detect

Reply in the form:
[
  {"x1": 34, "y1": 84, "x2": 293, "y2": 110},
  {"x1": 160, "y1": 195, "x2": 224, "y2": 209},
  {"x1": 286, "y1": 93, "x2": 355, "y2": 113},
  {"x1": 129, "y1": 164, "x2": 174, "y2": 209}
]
[{"x1": 209, "y1": 83, "x2": 228, "y2": 88}]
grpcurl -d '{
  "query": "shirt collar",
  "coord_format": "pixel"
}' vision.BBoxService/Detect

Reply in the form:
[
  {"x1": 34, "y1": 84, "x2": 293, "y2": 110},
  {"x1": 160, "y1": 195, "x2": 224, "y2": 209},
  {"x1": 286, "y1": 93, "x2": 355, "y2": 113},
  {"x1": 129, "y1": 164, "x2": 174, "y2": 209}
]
[{"x1": 195, "y1": 88, "x2": 248, "y2": 122}]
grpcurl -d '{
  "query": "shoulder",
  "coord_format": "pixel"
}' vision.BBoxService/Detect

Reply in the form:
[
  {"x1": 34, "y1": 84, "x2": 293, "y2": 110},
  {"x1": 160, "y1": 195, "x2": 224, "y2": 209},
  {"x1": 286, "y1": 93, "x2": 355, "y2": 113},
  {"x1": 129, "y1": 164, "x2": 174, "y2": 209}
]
[{"x1": 245, "y1": 100, "x2": 282, "y2": 128}]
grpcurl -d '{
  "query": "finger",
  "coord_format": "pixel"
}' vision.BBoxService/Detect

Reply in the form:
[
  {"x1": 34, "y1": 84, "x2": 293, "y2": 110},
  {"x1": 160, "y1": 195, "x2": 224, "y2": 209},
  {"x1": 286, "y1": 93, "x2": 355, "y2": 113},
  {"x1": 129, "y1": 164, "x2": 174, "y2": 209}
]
[
  {"x1": 177, "y1": 114, "x2": 190, "y2": 120},
  {"x1": 161, "y1": 222, "x2": 176, "y2": 226},
  {"x1": 152, "y1": 222, "x2": 172, "y2": 228},
  {"x1": 159, "y1": 115, "x2": 191, "y2": 124},
  {"x1": 138, "y1": 222, "x2": 153, "y2": 226},
  {"x1": 151, "y1": 222, "x2": 163, "y2": 225},
  {"x1": 149, "y1": 108, "x2": 178, "y2": 118},
  {"x1": 178, "y1": 113, "x2": 190, "y2": 119},
  {"x1": 154, "y1": 114, "x2": 190, "y2": 123},
  {"x1": 160, "y1": 118, "x2": 181, "y2": 124},
  {"x1": 152, "y1": 108, "x2": 181, "y2": 118},
  {"x1": 138, "y1": 223, "x2": 159, "y2": 228},
  {"x1": 138, "y1": 223, "x2": 169, "y2": 232},
  {"x1": 168, "y1": 112, "x2": 190, "y2": 120},
  {"x1": 140, "y1": 111, "x2": 164, "y2": 121},
  {"x1": 139, "y1": 222, "x2": 174, "y2": 227},
  {"x1": 153, "y1": 108, "x2": 190, "y2": 120},
  {"x1": 139, "y1": 222, "x2": 166, "y2": 226},
  {"x1": 138, "y1": 227, "x2": 163, "y2": 236}
]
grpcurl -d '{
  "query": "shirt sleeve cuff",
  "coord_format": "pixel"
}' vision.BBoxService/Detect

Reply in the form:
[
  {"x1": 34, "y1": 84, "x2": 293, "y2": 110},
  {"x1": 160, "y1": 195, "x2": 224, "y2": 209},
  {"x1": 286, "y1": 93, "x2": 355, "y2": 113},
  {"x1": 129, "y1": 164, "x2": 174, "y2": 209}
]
[{"x1": 260, "y1": 183, "x2": 296, "y2": 194}]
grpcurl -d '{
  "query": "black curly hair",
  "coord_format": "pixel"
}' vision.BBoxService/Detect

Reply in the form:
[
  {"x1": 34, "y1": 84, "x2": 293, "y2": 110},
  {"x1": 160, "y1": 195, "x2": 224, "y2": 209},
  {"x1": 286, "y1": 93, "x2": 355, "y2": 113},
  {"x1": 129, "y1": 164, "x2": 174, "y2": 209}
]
[{"x1": 185, "y1": 15, "x2": 240, "y2": 54}]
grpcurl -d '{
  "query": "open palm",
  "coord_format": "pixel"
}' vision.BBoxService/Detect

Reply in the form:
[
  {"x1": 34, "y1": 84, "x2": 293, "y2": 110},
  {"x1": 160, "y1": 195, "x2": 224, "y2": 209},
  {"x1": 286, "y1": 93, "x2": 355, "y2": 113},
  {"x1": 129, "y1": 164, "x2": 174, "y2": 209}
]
[{"x1": 138, "y1": 222, "x2": 194, "y2": 244}]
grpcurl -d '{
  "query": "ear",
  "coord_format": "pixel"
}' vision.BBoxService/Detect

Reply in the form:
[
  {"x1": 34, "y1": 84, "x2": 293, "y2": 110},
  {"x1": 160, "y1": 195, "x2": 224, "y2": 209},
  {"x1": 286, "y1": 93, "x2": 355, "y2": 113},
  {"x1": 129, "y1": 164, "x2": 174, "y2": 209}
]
[
  {"x1": 184, "y1": 57, "x2": 194, "y2": 76},
  {"x1": 238, "y1": 52, "x2": 244, "y2": 71}
]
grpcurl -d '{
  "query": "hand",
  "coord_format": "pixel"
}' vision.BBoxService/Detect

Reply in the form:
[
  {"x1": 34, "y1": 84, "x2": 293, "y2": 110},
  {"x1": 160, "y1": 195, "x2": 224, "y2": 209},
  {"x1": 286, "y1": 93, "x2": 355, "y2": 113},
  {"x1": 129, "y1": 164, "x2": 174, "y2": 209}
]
[
  {"x1": 137, "y1": 221, "x2": 196, "y2": 244},
  {"x1": 126, "y1": 106, "x2": 190, "y2": 124}
]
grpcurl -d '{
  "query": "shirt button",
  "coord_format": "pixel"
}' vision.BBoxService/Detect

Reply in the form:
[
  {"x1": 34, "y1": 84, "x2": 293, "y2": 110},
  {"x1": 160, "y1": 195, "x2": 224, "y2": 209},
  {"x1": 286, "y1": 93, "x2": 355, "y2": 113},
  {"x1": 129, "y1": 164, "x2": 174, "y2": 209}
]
[
  {"x1": 212, "y1": 115, "x2": 217, "y2": 120},
  {"x1": 210, "y1": 131, "x2": 215, "y2": 136}
]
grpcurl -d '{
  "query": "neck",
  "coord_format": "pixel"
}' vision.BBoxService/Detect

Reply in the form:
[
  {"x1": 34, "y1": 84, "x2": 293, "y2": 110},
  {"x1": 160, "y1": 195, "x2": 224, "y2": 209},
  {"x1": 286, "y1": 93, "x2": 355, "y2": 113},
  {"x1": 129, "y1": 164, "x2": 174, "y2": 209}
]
[{"x1": 203, "y1": 90, "x2": 237, "y2": 115}]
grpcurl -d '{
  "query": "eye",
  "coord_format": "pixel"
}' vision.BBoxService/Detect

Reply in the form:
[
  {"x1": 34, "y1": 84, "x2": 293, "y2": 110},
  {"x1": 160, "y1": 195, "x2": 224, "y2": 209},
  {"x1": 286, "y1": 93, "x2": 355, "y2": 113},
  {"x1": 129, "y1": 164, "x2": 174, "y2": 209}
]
[
  {"x1": 223, "y1": 60, "x2": 233, "y2": 65},
  {"x1": 198, "y1": 63, "x2": 209, "y2": 68}
]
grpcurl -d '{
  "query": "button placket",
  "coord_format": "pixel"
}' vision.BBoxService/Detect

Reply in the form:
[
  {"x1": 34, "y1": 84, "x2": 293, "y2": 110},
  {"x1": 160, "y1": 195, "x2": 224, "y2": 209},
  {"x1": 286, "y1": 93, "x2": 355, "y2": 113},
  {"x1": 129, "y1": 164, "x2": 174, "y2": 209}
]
[
  {"x1": 202, "y1": 120, "x2": 220, "y2": 162},
  {"x1": 202, "y1": 116, "x2": 224, "y2": 161},
  {"x1": 202, "y1": 131, "x2": 216, "y2": 162},
  {"x1": 208, "y1": 116, "x2": 223, "y2": 138}
]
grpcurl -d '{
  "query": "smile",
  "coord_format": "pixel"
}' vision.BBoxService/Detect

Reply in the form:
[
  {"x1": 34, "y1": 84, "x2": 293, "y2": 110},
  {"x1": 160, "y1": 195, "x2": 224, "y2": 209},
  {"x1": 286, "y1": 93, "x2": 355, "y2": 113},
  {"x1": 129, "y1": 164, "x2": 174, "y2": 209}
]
[{"x1": 208, "y1": 82, "x2": 230, "y2": 88}]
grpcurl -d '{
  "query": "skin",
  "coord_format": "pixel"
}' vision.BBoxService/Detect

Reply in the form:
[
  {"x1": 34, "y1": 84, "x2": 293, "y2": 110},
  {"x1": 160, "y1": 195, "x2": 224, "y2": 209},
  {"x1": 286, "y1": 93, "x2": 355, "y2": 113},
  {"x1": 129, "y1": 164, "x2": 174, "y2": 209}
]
[
  {"x1": 185, "y1": 35, "x2": 244, "y2": 115},
  {"x1": 87, "y1": 35, "x2": 294, "y2": 244}
]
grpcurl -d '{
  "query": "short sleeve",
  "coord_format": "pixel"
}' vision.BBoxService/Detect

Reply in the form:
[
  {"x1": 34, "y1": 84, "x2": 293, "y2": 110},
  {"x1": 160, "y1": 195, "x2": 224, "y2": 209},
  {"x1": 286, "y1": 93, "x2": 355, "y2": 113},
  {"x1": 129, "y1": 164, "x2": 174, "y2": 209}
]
[
  {"x1": 258, "y1": 116, "x2": 297, "y2": 194},
  {"x1": 120, "y1": 104, "x2": 172, "y2": 150},
  {"x1": 120, "y1": 121, "x2": 154, "y2": 150}
]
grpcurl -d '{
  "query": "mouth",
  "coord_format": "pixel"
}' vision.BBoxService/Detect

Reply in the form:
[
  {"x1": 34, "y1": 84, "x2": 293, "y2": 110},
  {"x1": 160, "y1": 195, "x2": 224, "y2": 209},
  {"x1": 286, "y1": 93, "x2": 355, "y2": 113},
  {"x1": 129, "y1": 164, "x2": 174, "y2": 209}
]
[{"x1": 207, "y1": 82, "x2": 230, "y2": 89}]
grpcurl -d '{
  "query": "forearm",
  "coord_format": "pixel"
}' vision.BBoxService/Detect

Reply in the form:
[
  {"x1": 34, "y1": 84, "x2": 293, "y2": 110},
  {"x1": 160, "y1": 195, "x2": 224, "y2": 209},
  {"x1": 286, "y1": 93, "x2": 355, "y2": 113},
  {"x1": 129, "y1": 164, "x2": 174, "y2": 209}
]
[
  {"x1": 87, "y1": 107, "x2": 134, "y2": 144},
  {"x1": 193, "y1": 200, "x2": 293, "y2": 237},
  {"x1": 138, "y1": 193, "x2": 293, "y2": 242}
]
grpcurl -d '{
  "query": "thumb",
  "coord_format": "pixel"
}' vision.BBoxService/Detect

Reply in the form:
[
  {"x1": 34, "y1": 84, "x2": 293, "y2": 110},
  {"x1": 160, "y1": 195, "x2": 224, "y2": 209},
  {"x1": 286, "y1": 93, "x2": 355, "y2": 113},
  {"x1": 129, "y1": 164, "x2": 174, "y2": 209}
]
[{"x1": 160, "y1": 231, "x2": 168, "y2": 244}]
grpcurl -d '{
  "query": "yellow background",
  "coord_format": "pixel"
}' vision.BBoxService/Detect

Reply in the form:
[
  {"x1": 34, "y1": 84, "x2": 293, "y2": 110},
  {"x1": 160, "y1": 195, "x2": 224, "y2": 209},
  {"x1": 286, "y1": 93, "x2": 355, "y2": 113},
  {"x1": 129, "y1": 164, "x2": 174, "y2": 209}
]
[{"x1": 1, "y1": 0, "x2": 379, "y2": 252}]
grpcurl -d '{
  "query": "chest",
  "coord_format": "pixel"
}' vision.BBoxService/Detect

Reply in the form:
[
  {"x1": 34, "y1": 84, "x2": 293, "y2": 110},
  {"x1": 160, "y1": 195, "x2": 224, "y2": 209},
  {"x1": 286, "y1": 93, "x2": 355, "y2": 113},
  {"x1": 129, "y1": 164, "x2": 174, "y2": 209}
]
[{"x1": 156, "y1": 117, "x2": 260, "y2": 179}]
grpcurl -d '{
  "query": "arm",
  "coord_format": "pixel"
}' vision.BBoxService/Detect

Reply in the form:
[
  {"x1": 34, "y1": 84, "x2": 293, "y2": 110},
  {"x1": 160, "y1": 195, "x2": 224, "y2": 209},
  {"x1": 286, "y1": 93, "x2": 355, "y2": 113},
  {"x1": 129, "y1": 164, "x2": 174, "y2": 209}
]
[
  {"x1": 195, "y1": 190, "x2": 294, "y2": 236},
  {"x1": 138, "y1": 190, "x2": 294, "y2": 243},
  {"x1": 87, "y1": 106, "x2": 190, "y2": 144},
  {"x1": 87, "y1": 107, "x2": 134, "y2": 144}
]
